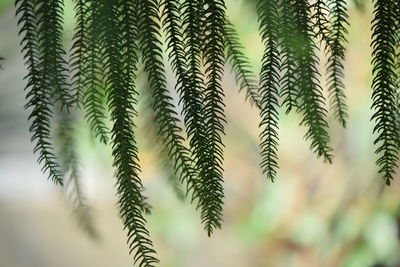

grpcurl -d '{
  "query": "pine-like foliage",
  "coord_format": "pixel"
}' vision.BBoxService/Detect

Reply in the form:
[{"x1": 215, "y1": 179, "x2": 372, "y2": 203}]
[
  {"x1": 290, "y1": 0, "x2": 333, "y2": 162},
  {"x1": 16, "y1": 0, "x2": 64, "y2": 185},
  {"x1": 310, "y1": 0, "x2": 349, "y2": 127},
  {"x1": 14, "y1": 0, "x2": 400, "y2": 265},
  {"x1": 371, "y1": 0, "x2": 399, "y2": 185},
  {"x1": 279, "y1": 0, "x2": 301, "y2": 114},
  {"x1": 161, "y1": 0, "x2": 202, "y2": 202},
  {"x1": 198, "y1": 0, "x2": 227, "y2": 235},
  {"x1": 36, "y1": 0, "x2": 72, "y2": 108},
  {"x1": 326, "y1": 0, "x2": 349, "y2": 127},
  {"x1": 311, "y1": 0, "x2": 332, "y2": 45},
  {"x1": 71, "y1": 0, "x2": 109, "y2": 144},
  {"x1": 225, "y1": 20, "x2": 261, "y2": 109},
  {"x1": 101, "y1": 1, "x2": 158, "y2": 265},
  {"x1": 257, "y1": 0, "x2": 280, "y2": 180},
  {"x1": 395, "y1": 1, "x2": 400, "y2": 136}
]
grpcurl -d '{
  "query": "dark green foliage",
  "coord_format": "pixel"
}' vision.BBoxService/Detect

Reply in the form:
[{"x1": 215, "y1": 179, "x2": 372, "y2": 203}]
[
  {"x1": 310, "y1": 0, "x2": 349, "y2": 127},
  {"x1": 14, "y1": 0, "x2": 400, "y2": 265},
  {"x1": 279, "y1": 0, "x2": 301, "y2": 114},
  {"x1": 395, "y1": 3, "x2": 400, "y2": 136},
  {"x1": 257, "y1": 0, "x2": 280, "y2": 181},
  {"x1": 199, "y1": 0, "x2": 227, "y2": 235},
  {"x1": 71, "y1": 0, "x2": 109, "y2": 144},
  {"x1": 16, "y1": 0, "x2": 64, "y2": 185},
  {"x1": 36, "y1": 0, "x2": 72, "y2": 108},
  {"x1": 326, "y1": 0, "x2": 349, "y2": 127},
  {"x1": 290, "y1": 0, "x2": 333, "y2": 163},
  {"x1": 225, "y1": 20, "x2": 262, "y2": 109},
  {"x1": 311, "y1": 0, "x2": 332, "y2": 46},
  {"x1": 161, "y1": 0, "x2": 202, "y2": 202},
  {"x1": 101, "y1": 1, "x2": 158, "y2": 265},
  {"x1": 371, "y1": 0, "x2": 399, "y2": 185}
]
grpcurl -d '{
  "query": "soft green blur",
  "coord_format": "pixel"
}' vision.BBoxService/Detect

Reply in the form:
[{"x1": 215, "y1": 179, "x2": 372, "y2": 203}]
[{"x1": 1, "y1": 1, "x2": 399, "y2": 267}]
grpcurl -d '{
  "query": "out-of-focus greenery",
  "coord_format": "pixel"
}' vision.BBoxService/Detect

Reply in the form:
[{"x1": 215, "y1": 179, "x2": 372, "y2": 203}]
[{"x1": 0, "y1": 1, "x2": 399, "y2": 267}]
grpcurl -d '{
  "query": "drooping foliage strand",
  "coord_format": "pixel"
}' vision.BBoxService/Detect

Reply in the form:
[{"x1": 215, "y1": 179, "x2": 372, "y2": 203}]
[
  {"x1": 16, "y1": 0, "x2": 64, "y2": 185},
  {"x1": 71, "y1": 0, "x2": 109, "y2": 144},
  {"x1": 310, "y1": 0, "x2": 332, "y2": 46},
  {"x1": 279, "y1": 0, "x2": 301, "y2": 114},
  {"x1": 371, "y1": 0, "x2": 399, "y2": 185},
  {"x1": 36, "y1": 0, "x2": 72, "y2": 108},
  {"x1": 326, "y1": 0, "x2": 349, "y2": 127},
  {"x1": 161, "y1": 0, "x2": 203, "y2": 202},
  {"x1": 257, "y1": 0, "x2": 280, "y2": 181},
  {"x1": 291, "y1": 0, "x2": 333, "y2": 163},
  {"x1": 138, "y1": 0, "x2": 201, "y2": 211},
  {"x1": 100, "y1": 1, "x2": 159, "y2": 266},
  {"x1": 224, "y1": 20, "x2": 261, "y2": 109},
  {"x1": 395, "y1": 3, "x2": 400, "y2": 136},
  {"x1": 309, "y1": 0, "x2": 349, "y2": 127},
  {"x1": 198, "y1": 0, "x2": 227, "y2": 236},
  {"x1": 14, "y1": 0, "x2": 400, "y2": 265}
]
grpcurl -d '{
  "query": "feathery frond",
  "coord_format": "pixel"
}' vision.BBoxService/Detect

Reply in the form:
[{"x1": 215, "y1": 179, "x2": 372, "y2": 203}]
[
  {"x1": 16, "y1": 0, "x2": 63, "y2": 185},
  {"x1": 71, "y1": 0, "x2": 109, "y2": 144},
  {"x1": 225, "y1": 20, "x2": 262, "y2": 109},
  {"x1": 198, "y1": 0, "x2": 227, "y2": 236},
  {"x1": 326, "y1": 0, "x2": 349, "y2": 127},
  {"x1": 279, "y1": 0, "x2": 301, "y2": 113},
  {"x1": 101, "y1": 1, "x2": 158, "y2": 265},
  {"x1": 161, "y1": 0, "x2": 202, "y2": 201},
  {"x1": 371, "y1": 0, "x2": 399, "y2": 185},
  {"x1": 257, "y1": 0, "x2": 280, "y2": 181},
  {"x1": 393, "y1": 0, "x2": 400, "y2": 136},
  {"x1": 139, "y1": 81, "x2": 186, "y2": 200},
  {"x1": 36, "y1": 0, "x2": 72, "y2": 109},
  {"x1": 310, "y1": 0, "x2": 332, "y2": 46},
  {"x1": 290, "y1": 0, "x2": 333, "y2": 162}
]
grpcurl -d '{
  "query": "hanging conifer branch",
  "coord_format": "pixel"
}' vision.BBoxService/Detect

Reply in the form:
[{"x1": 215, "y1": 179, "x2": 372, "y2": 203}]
[
  {"x1": 138, "y1": 0, "x2": 199, "y2": 208},
  {"x1": 70, "y1": 0, "x2": 90, "y2": 104},
  {"x1": 326, "y1": 0, "x2": 349, "y2": 127},
  {"x1": 279, "y1": 0, "x2": 301, "y2": 114},
  {"x1": 101, "y1": 1, "x2": 158, "y2": 265},
  {"x1": 393, "y1": 0, "x2": 400, "y2": 135},
  {"x1": 198, "y1": 0, "x2": 227, "y2": 236},
  {"x1": 139, "y1": 79, "x2": 186, "y2": 200},
  {"x1": 161, "y1": 0, "x2": 203, "y2": 202},
  {"x1": 36, "y1": 0, "x2": 72, "y2": 109},
  {"x1": 310, "y1": 0, "x2": 332, "y2": 46},
  {"x1": 257, "y1": 0, "x2": 281, "y2": 181},
  {"x1": 371, "y1": 0, "x2": 399, "y2": 185},
  {"x1": 70, "y1": 0, "x2": 109, "y2": 144},
  {"x1": 291, "y1": 0, "x2": 333, "y2": 162},
  {"x1": 16, "y1": 0, "x2": 64, "y2": 185},
  {"x1": 224, "y1": 20, "x2": 262, "y2": 109}
]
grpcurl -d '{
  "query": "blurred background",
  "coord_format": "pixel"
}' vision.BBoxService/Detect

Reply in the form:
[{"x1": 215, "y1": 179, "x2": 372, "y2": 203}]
[{"x1": 1, "y1": 0, "x2": 400, "y2": 266}]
